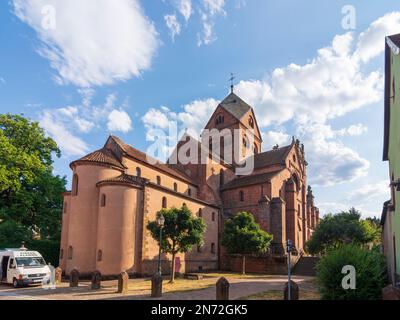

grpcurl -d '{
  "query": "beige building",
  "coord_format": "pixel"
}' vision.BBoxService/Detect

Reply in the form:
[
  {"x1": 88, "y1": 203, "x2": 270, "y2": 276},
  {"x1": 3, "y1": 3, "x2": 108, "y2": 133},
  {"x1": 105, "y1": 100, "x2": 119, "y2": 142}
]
[{"x1": 60, "y1": 92, "x2": 319, "y2": 276}]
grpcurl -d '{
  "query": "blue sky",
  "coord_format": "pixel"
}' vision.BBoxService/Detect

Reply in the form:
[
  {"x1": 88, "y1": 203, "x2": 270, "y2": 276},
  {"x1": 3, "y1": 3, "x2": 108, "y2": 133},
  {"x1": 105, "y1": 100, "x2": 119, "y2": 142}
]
[{"x1": 1, "y1": 0, "x2": 400, "y2": 218}]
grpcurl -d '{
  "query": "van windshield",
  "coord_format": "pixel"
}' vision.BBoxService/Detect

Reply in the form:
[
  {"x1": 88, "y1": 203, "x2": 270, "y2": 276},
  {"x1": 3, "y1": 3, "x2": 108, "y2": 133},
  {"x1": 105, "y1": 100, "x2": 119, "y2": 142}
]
[{"x1": 16, "y1": 257, "x2": 46, "y2": 268}]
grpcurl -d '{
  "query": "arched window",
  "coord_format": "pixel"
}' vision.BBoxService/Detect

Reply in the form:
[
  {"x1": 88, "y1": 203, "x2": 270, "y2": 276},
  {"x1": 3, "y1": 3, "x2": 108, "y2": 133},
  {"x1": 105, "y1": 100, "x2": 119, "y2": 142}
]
[
  {"x1": 215, "y1": 114, "x2": 224, "y2": 125},
  {"x1": 248, "y1": 116, "x2": 254, "y2": 128},
  {"x1": 136, "y1": 167, "x2": 141, "y2": 177},
  {"x1": 162, "y1": 197, "x2": 167, "y2": 209},
  {"x1": 63, "y1": 202, "x2": 67, "y2": 214},
  {"x1": 157, "y1": 176, "x2": 161, "y2": 185},
  {"x1": 293, "y1": 154, "x2": 296, "y2": 162},
  {"x1": 212, "y1": 212, "x2": 216, "y2": 222},
  {"x1": 97, "y1": 250, "x2": 103, "y2": 262},
  {"x1": 211, "y1": 243, "x2": 216, "y2": 254},
  {"x1": 253, "y1": 144, "x2": 258, "y2": 155},
  {"x1": 68, "y1": 246, "x2": 73, "y2": 260},
  {"x1": 188, "y1": 188, "x2": 192, "y2": 197},
  {"x1": 72, "y1": 174, "x2": 79, "y2": 196},
  {"x1": 198, "y1": 208, "x2": 203, "y2": 218},
  {"x1": 220, "y1": 169, "x2": 224, "y2": 186},
  {"x1": 197, "y1": 245, "x2": 202, "y2": 253},
  {"x1": 239, "y1": 191, "x2": 244, "y2": 202},
  {"x1": 243, "y1": 135, "x2": 249, "y2": 149},
  {"x1": 209, "y1": 139, "x2": 213, "y2": 151},
  {"x1": 174, "y1": 182, "x2": 178, "y2": 192},
  {"x1": 100, "y1": 194, "x2": 106, "y2": 207},
  {"x1": 60, "y1": 249, "x2": 64, "y2": 260}
]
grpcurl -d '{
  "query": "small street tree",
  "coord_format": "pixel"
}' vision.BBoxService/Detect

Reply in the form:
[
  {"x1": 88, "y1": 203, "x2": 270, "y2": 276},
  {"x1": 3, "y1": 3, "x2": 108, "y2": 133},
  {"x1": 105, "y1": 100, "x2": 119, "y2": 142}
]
[
  {"x1": 147, "y1": 204, "x2": 206, "y2": 283},
  {"x1": 221, "y1": 212, "x2": 273, "y2": 275}
]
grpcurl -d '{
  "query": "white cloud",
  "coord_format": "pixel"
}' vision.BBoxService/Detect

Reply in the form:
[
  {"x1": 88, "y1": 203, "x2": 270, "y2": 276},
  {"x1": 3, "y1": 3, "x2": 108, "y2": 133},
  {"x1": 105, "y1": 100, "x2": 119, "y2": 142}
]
[
  {"x1": 197, "y1": 0, "x2": 226, "y2": 46},
  {"x1": 165, "y1": 14, "x2": 181, "y2": 41},
  {"x1": 142, "y1": 12, "x2": 399, "y2": 186},
  {"x1": 202, "y1": 0, "x2": 225, "y2": 15},
  {"x1": 38, "y1": 91, "x2": 132, "y2": 157},
  {"x1": 235, "y1": 32, "x2": 383, "y2": 127},
  {"x1": 336, "y1": 124, "x2": 368, "y2": 137},
  {"x1": 12, "y1": 0, "x2": 158, "y2": 87},
  {"x1": 39, "y1": 111, "x2": 89, "y2": 157},
  {"x1": 142, "y1": 98, "x2": 217, "y2": 141},
  {"x1": 318, "y1": 180, "x2": 390, "y2": 218},
  {"x1": 354, "y1": 12, "x2": 400, "y2": 63},
  {"x1": 347, "y1": 180, "x2": 390, "y2": 202},
  {"x1": 176, "y1": 0, "x2": 192, "y2": 21},
  {"x1": 107, "y1": 110, "x2": 132, "y2": 133},
  {"x1": 262, "y1": 131, "x2": 291, "y2": 150},
  {"x1": 297, "y1": 123, "x2": 370, "y2": 186}
]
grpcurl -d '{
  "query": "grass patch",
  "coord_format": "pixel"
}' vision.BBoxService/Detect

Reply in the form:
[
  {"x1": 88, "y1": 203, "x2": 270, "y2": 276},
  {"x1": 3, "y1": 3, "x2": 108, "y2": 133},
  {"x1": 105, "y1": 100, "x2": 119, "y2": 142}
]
[
  {"x1": 238, "y1": 289, "x2": 321, "y2": 300},
  {"x1": 126, "y1": 277, "x2": 216, "y2": 294}
]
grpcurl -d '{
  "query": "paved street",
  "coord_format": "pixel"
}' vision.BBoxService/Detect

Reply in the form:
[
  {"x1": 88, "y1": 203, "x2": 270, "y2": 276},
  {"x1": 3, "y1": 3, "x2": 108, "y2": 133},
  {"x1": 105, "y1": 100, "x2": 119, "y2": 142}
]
[{"x1": 0, "y1": 275, "x2": 316, "y2": 300}]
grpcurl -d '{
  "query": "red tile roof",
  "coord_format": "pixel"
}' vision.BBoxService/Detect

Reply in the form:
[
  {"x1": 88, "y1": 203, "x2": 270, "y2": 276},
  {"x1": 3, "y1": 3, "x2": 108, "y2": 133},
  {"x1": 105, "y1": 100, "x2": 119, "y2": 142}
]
[
  {"x1": 70, "y1": 148, "x2": 125, "y2": 169},
  {"x1": 221, "y1": 171, "x2": 282, "y2": 191},
  {"x1": 109, "y1": 136, "x2": 197, "y2": 186},
  {"x1": 97, "y1": 173, "x2": 147, "y2": 187}
]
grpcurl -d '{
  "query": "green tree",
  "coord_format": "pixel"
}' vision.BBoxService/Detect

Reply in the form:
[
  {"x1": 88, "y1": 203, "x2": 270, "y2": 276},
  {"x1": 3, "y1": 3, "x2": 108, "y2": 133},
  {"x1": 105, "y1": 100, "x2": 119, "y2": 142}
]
[
  {"x1": 221, "y1": 212, "x2": 273, "y2": 275},
  {"x1": 306, "y1": 208, "x2": 381, "y2": 255},
  {"x1": 147, "y1": 205, "x2": 206, "y2": 283},
  {"x1": 0, "y1": 114, "x2": 66, "y2": 246}
]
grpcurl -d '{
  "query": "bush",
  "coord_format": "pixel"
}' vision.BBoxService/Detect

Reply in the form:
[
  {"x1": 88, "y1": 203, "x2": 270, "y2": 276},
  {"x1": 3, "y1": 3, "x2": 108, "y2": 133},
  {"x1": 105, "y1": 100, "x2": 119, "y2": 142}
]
[
  {"x1": 0, "y1": 239, "x2": 60, "y2": 267},
  {"x1": 26, "y1": 240, "x2": 60, "y2": 267},
  {"x1": 316, "y1": 245, "x2": 387, "y2": 300}
]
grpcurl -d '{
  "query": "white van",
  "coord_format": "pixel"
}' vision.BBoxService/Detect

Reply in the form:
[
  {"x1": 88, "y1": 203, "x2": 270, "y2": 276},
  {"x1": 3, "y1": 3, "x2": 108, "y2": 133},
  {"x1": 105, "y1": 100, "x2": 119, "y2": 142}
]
[{"x1": 0, "y1": 246, "x2": 51, "y2": 288}]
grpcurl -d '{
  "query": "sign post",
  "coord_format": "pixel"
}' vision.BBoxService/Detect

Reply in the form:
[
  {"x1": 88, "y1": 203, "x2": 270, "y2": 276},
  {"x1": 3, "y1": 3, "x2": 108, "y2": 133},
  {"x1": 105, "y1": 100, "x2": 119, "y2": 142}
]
[{"x1": 286, "y1": 239, "x2": 293, "y2": 300}]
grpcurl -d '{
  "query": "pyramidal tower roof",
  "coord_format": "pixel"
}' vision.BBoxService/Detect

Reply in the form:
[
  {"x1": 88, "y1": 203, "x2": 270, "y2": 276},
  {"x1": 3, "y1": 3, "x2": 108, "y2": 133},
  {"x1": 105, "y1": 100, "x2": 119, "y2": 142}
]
[{"x1": 219, "y1": 92, "x2": 252, "y2": 121}]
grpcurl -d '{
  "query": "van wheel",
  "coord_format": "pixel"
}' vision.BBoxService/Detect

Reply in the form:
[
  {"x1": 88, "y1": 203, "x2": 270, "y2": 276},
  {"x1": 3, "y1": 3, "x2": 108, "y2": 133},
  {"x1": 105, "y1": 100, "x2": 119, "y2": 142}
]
[{"x1": 13, "y1": 278, "x2": 19, "y2": 288}]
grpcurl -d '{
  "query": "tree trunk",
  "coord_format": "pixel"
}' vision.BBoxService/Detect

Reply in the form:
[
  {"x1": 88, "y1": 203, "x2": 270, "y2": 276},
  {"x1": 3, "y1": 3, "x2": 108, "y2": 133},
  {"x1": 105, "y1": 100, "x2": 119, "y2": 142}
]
[
  {"x1": 242, "y1": 255, "x2": 246, "y2": 275},
  {"x1": 170, "y1": 253, "x2": 176, "y2": 283}
]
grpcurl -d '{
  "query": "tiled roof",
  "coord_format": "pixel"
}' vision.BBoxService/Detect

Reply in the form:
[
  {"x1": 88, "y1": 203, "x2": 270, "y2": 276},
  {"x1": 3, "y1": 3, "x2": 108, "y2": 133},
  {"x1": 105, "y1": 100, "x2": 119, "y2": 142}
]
[
  {"x1": 71, "y1": 148, "x2": 125, "y2": 169},
  {"x1": 219, "y1": 92, "x2": 251, "y2": 120},
  {"x1": 252, "y1": 144, "x2": 292, "y2": 169},
  {"x1": 109, "y1": 136, "x2": 196, "y2": 185},
  {"x1": 221, "y1": 171, "x2": 281, "y2": 190},
  {"x1": 97, "y1": 174, "x2": 147, "y2": 187}
]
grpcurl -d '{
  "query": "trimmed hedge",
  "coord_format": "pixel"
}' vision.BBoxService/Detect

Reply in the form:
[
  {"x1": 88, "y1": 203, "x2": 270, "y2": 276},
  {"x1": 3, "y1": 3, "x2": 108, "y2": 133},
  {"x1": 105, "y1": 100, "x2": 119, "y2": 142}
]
[
  {"x1": 316, "y1": 244, "x2": 387, "y2": 300},
  {"x1": 0, "y1": 239, "x2": 60, "y2": 267}
]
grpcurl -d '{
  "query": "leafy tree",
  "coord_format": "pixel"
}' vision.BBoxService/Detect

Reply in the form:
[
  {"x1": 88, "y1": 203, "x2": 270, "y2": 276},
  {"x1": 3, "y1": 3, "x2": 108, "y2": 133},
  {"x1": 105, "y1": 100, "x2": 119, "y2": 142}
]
[
  {"x1": 221, "y1": 212, "x2": 273, "y2": 275},
  {"x1": 306, "y1": 208, "x2": 381, "y2": 255},
  {"x1": 0, "y1": 114, "x2": 65, "y2": 245},
  {"x1": 147, "y1": 205, "x2": 206, "y2": 283},
  {"x1": 0, "y1": 114, "x2": 60, "y2": 193}
]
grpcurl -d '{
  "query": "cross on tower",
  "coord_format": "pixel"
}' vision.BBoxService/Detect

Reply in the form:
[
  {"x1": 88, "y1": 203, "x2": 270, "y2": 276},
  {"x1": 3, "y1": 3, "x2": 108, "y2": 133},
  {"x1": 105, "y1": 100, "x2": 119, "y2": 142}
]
[{"x1": 229, "y1": 73, "x2": 236, "y2": 93}]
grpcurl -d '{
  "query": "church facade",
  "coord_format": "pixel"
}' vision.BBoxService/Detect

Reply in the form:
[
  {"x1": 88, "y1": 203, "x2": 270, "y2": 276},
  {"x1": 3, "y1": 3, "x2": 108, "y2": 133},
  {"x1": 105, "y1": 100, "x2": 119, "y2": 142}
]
[{"x1": 59, "y1": 92, "x2": 320, "y2": 276}]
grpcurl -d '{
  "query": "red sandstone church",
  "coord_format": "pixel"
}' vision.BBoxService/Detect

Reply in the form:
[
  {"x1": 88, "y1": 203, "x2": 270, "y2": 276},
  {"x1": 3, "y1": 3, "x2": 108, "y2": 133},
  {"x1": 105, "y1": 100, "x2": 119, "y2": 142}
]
[{"x1": 59, "y1": 92, "x2": 320, "y2": 276}]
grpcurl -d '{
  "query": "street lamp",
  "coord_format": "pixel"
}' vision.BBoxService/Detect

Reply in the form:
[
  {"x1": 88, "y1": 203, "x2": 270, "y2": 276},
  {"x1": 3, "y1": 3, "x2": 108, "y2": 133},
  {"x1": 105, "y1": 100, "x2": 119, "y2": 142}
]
[
  {"x1": 157, "y1": 214, "x2": 165, "y2": 275},
  {"x1": 286, "y1": 239, "x2": 293, "y2": 300}
]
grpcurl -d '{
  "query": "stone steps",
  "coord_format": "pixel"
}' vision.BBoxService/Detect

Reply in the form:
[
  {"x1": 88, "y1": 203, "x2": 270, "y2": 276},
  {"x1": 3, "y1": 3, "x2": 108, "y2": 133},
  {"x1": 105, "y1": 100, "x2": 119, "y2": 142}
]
[{"x1": 292, "y1": 256, "x2": 319, "y2": 276}]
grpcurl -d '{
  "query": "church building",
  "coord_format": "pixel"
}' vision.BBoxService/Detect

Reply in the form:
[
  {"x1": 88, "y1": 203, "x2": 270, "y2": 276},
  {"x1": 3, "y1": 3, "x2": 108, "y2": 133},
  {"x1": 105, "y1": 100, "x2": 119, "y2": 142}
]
[{"x1": 59, "y1": 92, "x2": 320, "y2": 276}]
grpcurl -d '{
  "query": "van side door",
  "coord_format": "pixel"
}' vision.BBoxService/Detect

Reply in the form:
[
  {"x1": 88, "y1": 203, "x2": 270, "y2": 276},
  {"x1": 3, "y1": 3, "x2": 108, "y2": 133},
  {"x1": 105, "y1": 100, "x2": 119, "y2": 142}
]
[{"x1": 7, "y1": 258, "x2": 16, "y2": 283}]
